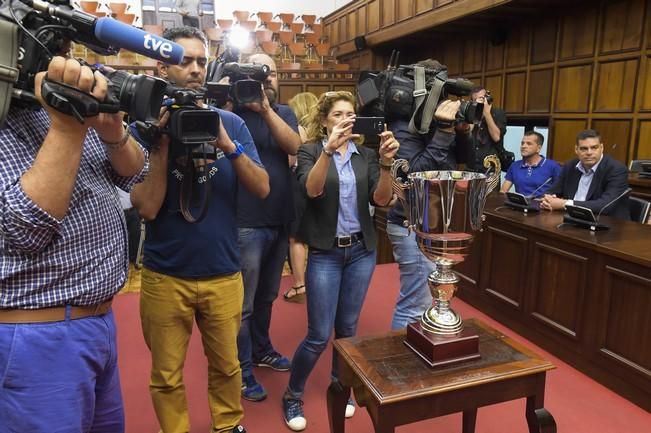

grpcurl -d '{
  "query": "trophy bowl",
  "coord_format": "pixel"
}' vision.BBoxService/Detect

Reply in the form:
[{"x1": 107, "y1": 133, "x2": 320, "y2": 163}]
[{"x1": 407, "y1": 170, "x2": 490, "y2": 335}]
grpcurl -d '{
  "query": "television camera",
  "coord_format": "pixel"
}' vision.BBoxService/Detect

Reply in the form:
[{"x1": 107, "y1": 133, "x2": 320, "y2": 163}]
[{"x1": 356, "y1": 50, "x2": 484, "y2": 135}]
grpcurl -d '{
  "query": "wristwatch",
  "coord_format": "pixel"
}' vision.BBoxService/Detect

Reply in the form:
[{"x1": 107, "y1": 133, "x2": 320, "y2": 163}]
[{"x1": 226, "y1": 141, "x2": 245, "y2": 160}]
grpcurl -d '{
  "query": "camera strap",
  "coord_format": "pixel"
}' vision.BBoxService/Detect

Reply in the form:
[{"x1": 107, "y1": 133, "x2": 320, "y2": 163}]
[
  {"x1": 0, "y1": 20, "x2": 18, "y2": 127},
  {"x1": 408, "y1": 66, "x2": 445, "y2": 135},
  {"x1": 179, "y1": 147, "x2": 212, "y2": 223}
]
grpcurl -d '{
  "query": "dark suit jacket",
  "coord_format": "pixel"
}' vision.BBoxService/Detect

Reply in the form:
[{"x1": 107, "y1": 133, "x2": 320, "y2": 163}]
[
  {"x1": 296, "y1": 141, "x2": 381, "y2": 251},
  {"x1": 547, "y1": 154, "x2": 630, "y2": 220}
]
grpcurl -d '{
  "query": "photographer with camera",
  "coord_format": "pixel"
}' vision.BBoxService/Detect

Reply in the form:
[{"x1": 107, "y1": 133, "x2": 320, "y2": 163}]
[
  {"x1": 459, "y1": 86, "x2": 510, "y2": 173},
  {"x1": 129, "y1": 27, "x2": 269, "y2": 433},
  {"x1": 226, "y1": 53, "x2": 302, "y2": 402},
  {"x1": 386, "y1": 59, "x2": 465, "y2": 329},
  {"x1": 0, "y1": 53, "x2": 149, "y2": 433}
]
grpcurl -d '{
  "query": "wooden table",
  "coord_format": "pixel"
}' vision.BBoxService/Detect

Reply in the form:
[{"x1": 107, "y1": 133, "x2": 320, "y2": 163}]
[{"x1": 327, "y1": 318, "x2": 556, "y2": 433}]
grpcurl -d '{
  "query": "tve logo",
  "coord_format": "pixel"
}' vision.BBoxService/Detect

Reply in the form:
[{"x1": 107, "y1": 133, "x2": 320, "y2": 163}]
[{"x1": 143, "y1": 34, "x2": 173, "y2": 59}]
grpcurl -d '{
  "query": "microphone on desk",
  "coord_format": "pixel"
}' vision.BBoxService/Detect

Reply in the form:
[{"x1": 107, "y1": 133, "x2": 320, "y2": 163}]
[
  {"x1": 502, "y1": 177, "x2": 553, "y2": 213},
  {"x1": 595, "y1": 187, "x2": 632, "y2": 221},
  {"x1": 525, "y1": 177, "x2": 553, "y2": 199},
  {"x1": 562, "y1": 188, "x2": 632, "y2": 231}
]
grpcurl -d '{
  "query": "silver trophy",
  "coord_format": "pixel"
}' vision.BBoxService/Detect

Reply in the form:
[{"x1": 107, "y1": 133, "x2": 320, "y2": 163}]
[{"x1": 392, "y1": 157, "x2": 499, "y2": 364}]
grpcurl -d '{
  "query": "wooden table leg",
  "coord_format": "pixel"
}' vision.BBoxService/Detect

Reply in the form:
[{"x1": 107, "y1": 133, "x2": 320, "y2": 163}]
[
  {"x1": 327, "y1": 380, "x2": 350, "y2": 433},
  {"x1": 526, "y1": 374, "x2": 557, "y2": 433},
  {"x1": 462, "y1": 408, "x2": 478, "y2": 433}
]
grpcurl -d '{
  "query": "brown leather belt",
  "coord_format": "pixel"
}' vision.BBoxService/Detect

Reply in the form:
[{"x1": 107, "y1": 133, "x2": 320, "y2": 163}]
[{"x1": 0, "y1": 299, "x2": 113, "y2": 324}]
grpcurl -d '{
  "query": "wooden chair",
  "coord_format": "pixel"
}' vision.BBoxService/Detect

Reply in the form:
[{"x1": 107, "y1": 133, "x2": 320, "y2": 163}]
[
  {"x1": 304, "y1": 33, "x2": 320, "y2": 63},
  {"x1": 311, "y1": 23, "x2": 323, "y2": 39},
  {"x1": 266, "y1": 21, "x2": 282, "y2": 33},
  {"x1": 261, "y1": 41, "x2": 281, "y2": 57},
  {"x1": 143, "y1": 24, "x2": 164, "y2": 36},
  {"x1": 79, "y1": 1, "x2": 99, "y2": 13},
  {"x1": 275, "y1": 13, "x2": 295, "y2": 31},
  {"x1": 232, "y1": 10, "x2": 250, "y2": 24},
  {"x1": 315, "y1": 42, "x2": 331, "y2": 64},
  {"x1": 216, "y1": 19, "x2": 233, "y2": 31},
  {"x1": 108, "y1": 2, "x2": 127, "y2": 15},
  {"x1": 299, "y1": 15, "x2": 316, "y2": 26},
  {"x1": 288, "y1": 42, "x2": 306, "y2": 63},
  {"x1": 256, "y1": 12, "x2": 274, "y2": 28},
  {"x1": 114, "y1": 13, "x2": 135, "y2": 25},
  {"x1": 277, "y1": 31, "x2": 294, "y2": 63},
  {"x1": 254, "y1": 30, "x2": 273, "y2": 53},
  {"x1": 238, "y1": 20, "x2": 257, "y2": 32}
]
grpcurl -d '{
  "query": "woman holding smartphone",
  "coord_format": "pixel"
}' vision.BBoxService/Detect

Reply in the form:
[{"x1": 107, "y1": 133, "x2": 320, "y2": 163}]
[{"x1": 281, "y1": 91, "x2": 399, "y2": 431}]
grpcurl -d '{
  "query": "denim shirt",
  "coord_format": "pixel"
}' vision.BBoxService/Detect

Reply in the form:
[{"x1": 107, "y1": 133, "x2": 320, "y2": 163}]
[{"x1": 328, "y1": 139, "x2": 362, "y2": 236}]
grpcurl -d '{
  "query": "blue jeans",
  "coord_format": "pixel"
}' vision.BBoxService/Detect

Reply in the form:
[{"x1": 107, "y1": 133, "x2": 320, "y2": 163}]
[
  {"x1": 0, "y1": 310, "x2": 123, "y2": 433},
  {"x1": 387, "y1": 222, "x2": 434, "y2": 330},
  {"x1": 288, "y1": 241, "x2": 376, "y2": 397},
  {"x1": 237, "y1": 226, "x2": 289, "y2": 377}
]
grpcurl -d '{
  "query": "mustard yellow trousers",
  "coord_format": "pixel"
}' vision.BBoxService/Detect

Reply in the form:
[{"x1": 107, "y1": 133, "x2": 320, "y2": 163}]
[{"x1": 140, "y1": 267, "x2": 244, "y2": 433}]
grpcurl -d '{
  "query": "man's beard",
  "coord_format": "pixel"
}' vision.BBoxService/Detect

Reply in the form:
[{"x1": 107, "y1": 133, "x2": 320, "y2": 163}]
[{"x1": 264, "y1": 87, "x2": 277, "y2": 105}]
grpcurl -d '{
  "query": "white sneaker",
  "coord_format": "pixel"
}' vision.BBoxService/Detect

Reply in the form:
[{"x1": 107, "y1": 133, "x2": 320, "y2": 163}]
[
  {"x1": 345, "y1": 398, "x2": 355, "y2": 418},
  {"x1": 283, "y1": 396, "x2": 307, "y2": 431}
]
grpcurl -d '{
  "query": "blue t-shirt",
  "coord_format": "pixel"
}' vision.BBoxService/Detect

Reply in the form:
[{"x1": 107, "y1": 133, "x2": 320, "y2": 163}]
[
  {"x1": 131, "y1": 108, "x2": 262, "y2": 278},
  {"x1": 236, "y1": 104, "x2": 299, "y2": 227},
  {"x1": 505, "y1": 156, "x2": 561, "y2": 197}
]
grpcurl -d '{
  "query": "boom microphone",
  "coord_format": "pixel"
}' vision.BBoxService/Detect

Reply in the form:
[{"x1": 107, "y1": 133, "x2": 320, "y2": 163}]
[
  {"x1": 94, "y1": 18, "x2": 184, "y2": 64},
  {"x1": 22, "y1": 0, "x2": 184, "y2": 64}
]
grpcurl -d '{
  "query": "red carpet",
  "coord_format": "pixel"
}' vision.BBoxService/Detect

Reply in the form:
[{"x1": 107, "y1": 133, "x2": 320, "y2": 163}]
[{"x1": 115, "y1": 264, "x2": 650, "y2": 432}]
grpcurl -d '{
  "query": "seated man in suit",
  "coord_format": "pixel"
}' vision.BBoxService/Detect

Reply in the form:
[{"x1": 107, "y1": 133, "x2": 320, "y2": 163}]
[
  {"x1": 500, "y1": 130, "x2": 560, "y2": 197},
  {"x1": 541, "y1": 129, "x2": 630, "y2": 219}
]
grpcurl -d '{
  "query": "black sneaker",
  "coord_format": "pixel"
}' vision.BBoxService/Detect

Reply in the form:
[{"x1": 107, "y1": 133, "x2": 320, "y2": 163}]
[{"x1": 232, "y1": 426, "x2": 246, "y2": 433}]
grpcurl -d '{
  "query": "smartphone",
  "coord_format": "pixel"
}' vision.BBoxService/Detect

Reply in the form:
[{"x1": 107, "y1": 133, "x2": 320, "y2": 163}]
[{"x1": 352, "y1": 116, "x2": 385, "y2": 135}]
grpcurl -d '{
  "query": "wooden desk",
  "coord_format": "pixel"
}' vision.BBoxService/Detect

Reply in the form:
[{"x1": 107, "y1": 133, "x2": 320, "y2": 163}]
[
  {"x1": 327, "y1": 319, "x2": 556, "y2": 433},
  {"x1": 456, "y1": 194, "x2": 651, "y2": 411}
]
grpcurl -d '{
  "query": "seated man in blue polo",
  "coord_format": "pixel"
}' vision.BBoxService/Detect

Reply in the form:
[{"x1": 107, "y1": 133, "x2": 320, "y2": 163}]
[{"x1": 500, "y1": 130, "x2": 560, "y2": 197}]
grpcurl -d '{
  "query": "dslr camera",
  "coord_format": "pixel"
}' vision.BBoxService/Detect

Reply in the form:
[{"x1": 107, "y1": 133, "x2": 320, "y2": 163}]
[
  {"x1": 0, "y1": 0, "x2": 169, "y2": 126},
  {"x1": 357, "y1": 50, "x2": 484, "y2": 134},
  {"x1": 206, "y1": 61, "x2": 270, "y2": 106}
]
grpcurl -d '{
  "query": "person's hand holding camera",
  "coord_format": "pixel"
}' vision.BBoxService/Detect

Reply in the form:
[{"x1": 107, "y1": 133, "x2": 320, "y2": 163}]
[
  {"x1": 241, "y1": 83, "x2": 271, "y2": 115},
  {"x1": 434, "y1": 100, "x2": 461, "y2": 133},
  {"x1": 378, "y1": 128, "x2": 399, "y2": 164},
  {"x1": 324, "y1": 116, "x2": 359, "y2": 154},
  {"x1": 35, "y1": 57, "x2": 125, "y2": 145}
]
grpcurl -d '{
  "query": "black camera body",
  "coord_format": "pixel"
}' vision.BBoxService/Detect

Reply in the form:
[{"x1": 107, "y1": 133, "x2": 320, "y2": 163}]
[
  {"x1": 357, "y1": 51, "x2": 484, "y2": 133},
  {"x1": 0, "y1": 0, "x2": 166, "y2": 125},
  {"x1": 206, "y1": 60, "x2": 270, "y2": 106}
]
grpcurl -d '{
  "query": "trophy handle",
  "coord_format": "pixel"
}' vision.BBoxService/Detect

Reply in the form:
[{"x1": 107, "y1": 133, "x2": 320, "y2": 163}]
[
  {"x1": 391, "y1": 159, "x2": 412, "y2": 229},
  {"x1": 483, "y1": 155, "x2": 501, "y2": 194}
]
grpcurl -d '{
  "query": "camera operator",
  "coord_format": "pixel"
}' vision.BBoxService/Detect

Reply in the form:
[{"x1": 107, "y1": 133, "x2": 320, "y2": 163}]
[
  {"x1": 225, "y1": 53, "x2": 302, "y2": 402},
  {"x1": 387, "y1": 68, "x2": 464, "y2": 329},
  {"x1": 460, "y1": 86, "x2": 508, "y2": 172},
  {"x1": 0, "y1": 52, "x2": 149, "y2": 431},
  {"x1": 129, "y1": 27, "x2": 269, "y2": 433}
]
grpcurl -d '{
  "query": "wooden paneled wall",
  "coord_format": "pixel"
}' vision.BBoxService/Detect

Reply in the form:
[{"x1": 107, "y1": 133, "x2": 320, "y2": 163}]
[{"x1": 327, "y1": 0, "x2": 651, "y2": 165}]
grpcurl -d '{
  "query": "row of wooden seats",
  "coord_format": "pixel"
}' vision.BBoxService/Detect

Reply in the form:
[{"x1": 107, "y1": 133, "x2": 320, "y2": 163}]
[{"x1": 79, "y1": 0, "x2": 136, "y2": 25}]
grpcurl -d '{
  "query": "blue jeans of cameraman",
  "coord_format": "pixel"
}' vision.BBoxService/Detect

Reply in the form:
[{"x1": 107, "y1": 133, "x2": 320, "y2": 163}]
[
  {"x1": 287, "y1": 241, "x2": 376, "y2": 397},
  {"x1": 237, "y1": 226, "x2": 289, "y2": 378},
  {"x1": 387, "y1": 222, "x2": 434, "y2": 330}
]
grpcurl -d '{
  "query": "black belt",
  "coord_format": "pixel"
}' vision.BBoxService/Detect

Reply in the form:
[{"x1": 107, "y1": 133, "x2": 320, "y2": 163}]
[{"x1": 335, "y1": 232, "x2": 363, "y2": 248}]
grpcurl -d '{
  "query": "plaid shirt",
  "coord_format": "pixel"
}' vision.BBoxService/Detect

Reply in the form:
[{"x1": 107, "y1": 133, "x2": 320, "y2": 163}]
[{"x1": 0, "y1": 108, "x2": 149, "y2": 309}]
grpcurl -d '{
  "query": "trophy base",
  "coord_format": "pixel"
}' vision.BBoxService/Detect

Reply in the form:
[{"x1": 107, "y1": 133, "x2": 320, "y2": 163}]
[{"x1": 404, "y1": 321, "x2": 480, "y2": 367}]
